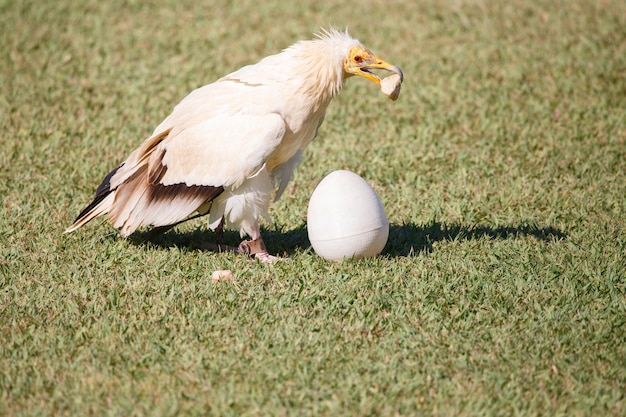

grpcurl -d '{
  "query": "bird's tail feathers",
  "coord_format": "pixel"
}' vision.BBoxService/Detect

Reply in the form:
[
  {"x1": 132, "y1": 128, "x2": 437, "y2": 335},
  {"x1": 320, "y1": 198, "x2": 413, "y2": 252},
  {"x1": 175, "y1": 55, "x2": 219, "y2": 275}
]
[
  {"x1": 64, "y1": 128, "x2": 172, "y2": 236},
  {"x1": 63, "y1": 193, "x2": 115, "y2": 234}
]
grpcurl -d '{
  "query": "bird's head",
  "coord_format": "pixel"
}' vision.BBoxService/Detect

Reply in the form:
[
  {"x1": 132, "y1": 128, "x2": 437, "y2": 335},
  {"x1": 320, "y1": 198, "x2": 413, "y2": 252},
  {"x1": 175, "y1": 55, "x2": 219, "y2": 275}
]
[
  {"x1": 343, "y1": 45, "x2": 404, "y2": 87},
  {"x1": 283, "y1": 29, "x2": 403, "y2": 102}
]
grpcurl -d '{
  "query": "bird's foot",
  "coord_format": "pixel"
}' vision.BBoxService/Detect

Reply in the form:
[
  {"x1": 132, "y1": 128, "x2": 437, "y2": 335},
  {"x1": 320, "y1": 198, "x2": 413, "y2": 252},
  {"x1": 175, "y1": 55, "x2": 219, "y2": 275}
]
[
  {"x1": 253, "y1": 251, "x2": 281, "y2": 263},
  {"x1": 238, "y1": 238, "x2": 282, "y2": 263}
]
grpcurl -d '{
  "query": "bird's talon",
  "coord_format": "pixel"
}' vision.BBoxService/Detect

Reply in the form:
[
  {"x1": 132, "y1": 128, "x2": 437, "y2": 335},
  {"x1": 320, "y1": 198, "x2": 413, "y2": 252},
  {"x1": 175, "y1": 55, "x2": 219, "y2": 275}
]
[
  {"x1": 237, "y1": 238, "x2": 284, "y2": 262},
  {"x1": 238, "y1": 238, "x2": 267, "y2": 256},
  {"x1": 254, "y1": 251, "x2": 281, "y2": 263}
]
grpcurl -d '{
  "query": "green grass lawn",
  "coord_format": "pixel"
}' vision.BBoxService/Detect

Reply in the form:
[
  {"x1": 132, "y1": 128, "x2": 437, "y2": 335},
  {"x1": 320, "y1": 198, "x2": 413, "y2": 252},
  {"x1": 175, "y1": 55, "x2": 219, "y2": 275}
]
[{"x1": 1, "y1": 0, "x2": 625, "y2": 415}]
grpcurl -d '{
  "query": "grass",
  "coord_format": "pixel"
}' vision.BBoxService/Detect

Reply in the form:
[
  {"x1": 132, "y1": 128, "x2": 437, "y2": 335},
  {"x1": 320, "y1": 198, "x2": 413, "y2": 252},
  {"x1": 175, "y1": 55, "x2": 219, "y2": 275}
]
[{"x1": 1, "y1": 0, "x2": 625, "y2": 415}]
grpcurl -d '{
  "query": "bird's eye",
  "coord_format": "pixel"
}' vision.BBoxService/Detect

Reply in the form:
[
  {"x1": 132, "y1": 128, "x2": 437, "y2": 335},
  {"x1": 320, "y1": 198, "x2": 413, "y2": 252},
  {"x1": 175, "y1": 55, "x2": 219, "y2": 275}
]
[{"x1": 354, "y1": 55, "x2": 363, "y2": 63}]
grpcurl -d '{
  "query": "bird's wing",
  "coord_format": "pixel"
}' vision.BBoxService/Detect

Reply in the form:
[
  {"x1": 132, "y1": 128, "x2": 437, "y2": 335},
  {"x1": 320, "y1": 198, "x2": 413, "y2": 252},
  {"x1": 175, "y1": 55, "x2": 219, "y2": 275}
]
[
  {"x1": 105, "y1": 101, "x2": 287, "y2": 236},
  {"x1": 69, "y1": 78, "x2": 288, "y2": 236},
  {"x1": 155, "y1": 112, "x2": 286, "y2": 189}
]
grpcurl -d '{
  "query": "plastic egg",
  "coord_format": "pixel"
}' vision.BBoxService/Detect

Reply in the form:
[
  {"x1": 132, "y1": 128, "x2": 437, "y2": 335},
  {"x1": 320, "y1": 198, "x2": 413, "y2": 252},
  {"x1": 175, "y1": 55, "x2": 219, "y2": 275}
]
[{"x1": 307, "y1": 170, "x2": 389, "y2": 261}]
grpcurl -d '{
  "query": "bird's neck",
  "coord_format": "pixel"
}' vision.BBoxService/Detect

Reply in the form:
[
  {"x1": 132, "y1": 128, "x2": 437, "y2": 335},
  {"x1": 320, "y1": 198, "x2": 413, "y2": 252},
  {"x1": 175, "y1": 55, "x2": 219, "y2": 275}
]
[{"x1": 284, "y1": 45, "x2": 345, "y2": 110}]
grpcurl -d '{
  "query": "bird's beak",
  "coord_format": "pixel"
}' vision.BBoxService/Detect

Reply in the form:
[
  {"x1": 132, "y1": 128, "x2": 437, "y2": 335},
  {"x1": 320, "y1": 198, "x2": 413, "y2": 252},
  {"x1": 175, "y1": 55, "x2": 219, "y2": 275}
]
[
  {"x1": 345, "y1": 45, "x2": 403, "y2": 87},
  {"x1": 357, "y1": 57, "x2": 404, "y2": 87}
]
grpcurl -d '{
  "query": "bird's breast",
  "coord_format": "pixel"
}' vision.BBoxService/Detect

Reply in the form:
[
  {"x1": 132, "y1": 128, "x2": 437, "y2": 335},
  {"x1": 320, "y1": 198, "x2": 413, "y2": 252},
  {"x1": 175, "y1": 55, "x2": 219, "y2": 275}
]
[{"x1": 265, "y1": 105, "x2": 327, "y2": 172}]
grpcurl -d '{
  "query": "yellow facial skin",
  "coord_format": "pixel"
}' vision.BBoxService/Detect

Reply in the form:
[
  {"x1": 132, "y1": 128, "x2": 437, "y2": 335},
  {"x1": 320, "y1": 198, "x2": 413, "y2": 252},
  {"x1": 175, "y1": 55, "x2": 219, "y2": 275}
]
[{"x1": 344, "y1": 45, "x2": 403, "y2": 86}]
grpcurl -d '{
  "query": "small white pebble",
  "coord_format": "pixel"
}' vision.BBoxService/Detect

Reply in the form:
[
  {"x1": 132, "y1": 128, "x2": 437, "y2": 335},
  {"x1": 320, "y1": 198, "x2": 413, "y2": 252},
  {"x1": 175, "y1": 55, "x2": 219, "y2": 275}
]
[
  {"x1": 380, "y1": 74, "x2": 402, "y2": 101},
  {"x1": 211, "y1": 269, "x2": 234, "y2": 282}
]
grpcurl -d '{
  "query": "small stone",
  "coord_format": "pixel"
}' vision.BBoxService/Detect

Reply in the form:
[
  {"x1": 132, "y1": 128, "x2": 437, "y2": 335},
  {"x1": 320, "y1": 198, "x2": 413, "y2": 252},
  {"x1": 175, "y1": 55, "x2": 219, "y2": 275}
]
[{"x1": 211, "y1": 270, "x2": 234, "y2": 282}]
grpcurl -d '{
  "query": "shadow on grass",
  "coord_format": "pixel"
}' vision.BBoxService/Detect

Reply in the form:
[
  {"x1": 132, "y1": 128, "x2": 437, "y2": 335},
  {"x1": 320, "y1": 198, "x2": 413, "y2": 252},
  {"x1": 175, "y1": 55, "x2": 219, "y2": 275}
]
[
  {"x1": 129, "y1": 224, "x2": 313, "y2": 256},
  {"x1": 385, "y1": 221, "x2": 567, "y2": 257},
  {"x1": 131, "y1": 220, "x2": 566, "y2": 258}
]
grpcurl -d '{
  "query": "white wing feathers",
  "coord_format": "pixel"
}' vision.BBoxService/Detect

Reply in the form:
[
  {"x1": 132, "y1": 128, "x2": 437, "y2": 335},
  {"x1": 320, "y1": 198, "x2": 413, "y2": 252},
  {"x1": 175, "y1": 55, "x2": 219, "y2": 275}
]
[
  {"x1": 107, "y1": 109, "x2": 286, "y2": 236},
  {"x1": 65, "y1": 83, "x2": 289, "y2": 238},
  {"x1": 159, "y1": 113, "x2": 286, "y2": 189}
]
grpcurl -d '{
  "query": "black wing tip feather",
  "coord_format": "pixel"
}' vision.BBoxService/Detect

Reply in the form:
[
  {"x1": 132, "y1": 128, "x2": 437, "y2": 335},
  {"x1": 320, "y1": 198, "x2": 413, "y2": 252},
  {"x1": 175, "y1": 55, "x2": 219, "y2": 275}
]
[{"x1": 73, "y1": 164, "x2": 124, "y2": 222}]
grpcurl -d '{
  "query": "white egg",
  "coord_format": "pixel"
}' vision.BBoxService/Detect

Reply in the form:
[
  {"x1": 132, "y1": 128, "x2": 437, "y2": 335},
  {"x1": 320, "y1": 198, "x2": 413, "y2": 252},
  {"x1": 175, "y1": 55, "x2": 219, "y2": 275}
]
[{"x1": 307, "y1": 170, "x2": 389, "y2": 261}]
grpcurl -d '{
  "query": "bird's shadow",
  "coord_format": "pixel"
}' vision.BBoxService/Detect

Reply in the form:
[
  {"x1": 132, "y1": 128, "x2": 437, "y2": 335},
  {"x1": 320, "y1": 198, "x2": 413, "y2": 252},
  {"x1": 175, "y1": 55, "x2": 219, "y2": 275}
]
[{"x1": 131, "y1": 220, "x2": 567, "y2": 257}]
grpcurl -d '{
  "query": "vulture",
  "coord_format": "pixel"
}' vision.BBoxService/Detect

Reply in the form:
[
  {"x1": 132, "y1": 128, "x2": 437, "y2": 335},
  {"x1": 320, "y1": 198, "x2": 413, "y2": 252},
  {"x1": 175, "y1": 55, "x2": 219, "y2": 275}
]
[{"x1": 64, "y1": 28, "x2": 403, "y2": 262}]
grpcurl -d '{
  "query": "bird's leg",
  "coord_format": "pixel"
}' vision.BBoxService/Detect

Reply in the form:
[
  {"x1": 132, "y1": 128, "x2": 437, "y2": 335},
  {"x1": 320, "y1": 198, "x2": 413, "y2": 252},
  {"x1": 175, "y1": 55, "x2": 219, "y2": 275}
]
[
  {"x1": 238, "y1": 224, "x2": 280, "y2": 263},
  {"x1": 238, "y1": 237, "x2": 280, "y2": 263},
  {"x1": 203, "y1": 216, "x2": 240, "y2": 253},
  {"x1": 238, "y1": 237, "x2": 267, "y2": 256},
  {"x1": 215, "y1": 217, "x2": 225, "y2": 244}
]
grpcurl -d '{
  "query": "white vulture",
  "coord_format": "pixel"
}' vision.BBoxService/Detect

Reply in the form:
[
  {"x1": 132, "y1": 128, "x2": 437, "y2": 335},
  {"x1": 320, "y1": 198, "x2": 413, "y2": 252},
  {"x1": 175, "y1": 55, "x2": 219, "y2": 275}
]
[{"x1": 64, "y1": 28, "x2": 403, "y2": 262}]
